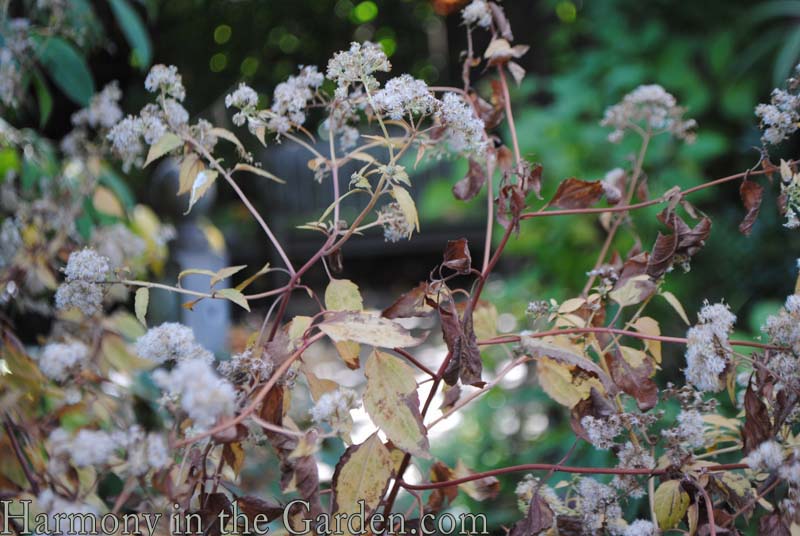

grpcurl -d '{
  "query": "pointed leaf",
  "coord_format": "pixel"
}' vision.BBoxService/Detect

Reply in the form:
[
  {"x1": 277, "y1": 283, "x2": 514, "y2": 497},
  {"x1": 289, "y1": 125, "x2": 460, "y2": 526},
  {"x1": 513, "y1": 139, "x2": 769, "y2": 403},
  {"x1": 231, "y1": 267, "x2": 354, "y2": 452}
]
[
  {"x1": 134, "y1": 287, "x2": 149, "y2": 327},
  {"x1": 325, "y1": 279, "x2": 364, "y2": 311},
  {"x1": 211, "y1": 265, "x2": 248, "y2": 287},
  {"x1": 233, "y1": 163, "x2": 286, "y2": 184},
  {"x1": 217, "y1": 288, "x2": 250, "y2": 311},
  {"x1": 319, "y1": 312, "x2": 426, "y2": 348},
  {"x1": 184, "y1": 170, "x2": 218, "y2": 215},
  {"x1": 145, "y1": 132, "x2": 182, "y2": 167}
]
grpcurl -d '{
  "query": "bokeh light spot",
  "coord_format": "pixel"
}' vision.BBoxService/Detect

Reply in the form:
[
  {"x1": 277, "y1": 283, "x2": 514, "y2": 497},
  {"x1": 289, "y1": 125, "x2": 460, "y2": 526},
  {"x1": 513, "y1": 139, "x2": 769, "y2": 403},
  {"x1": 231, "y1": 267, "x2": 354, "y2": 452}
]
[
  {"x1": 555, "y1": 1, "x2": 577, "y2": 23},
  {"x1": 213, "y1": 24, "x2": 232, "y2": 44},
  {"x1": 353, "y1": 1, "x2": 378, "y2": 23},
  {"x1": 240, "y1": 57, "x2": 259, "y2": 77},
  {"x1": 209, "y1": 53, "x2": 227, "y2": 72}
]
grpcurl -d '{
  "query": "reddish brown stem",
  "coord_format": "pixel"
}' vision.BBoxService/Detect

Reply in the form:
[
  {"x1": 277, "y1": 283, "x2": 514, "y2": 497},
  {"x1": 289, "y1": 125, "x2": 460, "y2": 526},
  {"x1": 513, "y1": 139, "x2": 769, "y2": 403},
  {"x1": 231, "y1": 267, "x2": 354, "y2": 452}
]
[{"x1": 399, "y1": 463, "x2": 748, "y2": 491}]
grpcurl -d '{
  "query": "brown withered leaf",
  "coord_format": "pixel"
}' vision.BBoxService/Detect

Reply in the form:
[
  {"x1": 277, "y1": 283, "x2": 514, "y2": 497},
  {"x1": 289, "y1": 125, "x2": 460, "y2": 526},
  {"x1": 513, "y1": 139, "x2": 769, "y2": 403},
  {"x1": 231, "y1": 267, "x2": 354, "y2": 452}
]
[
  {"x1": 496, "y1": 145, "x2": 514, "y2": 173},
  {"x1": 548, "y1": 178, "x2": 604, "y2": 209},
  {"x1": 259, "y1": 385, "x2": 285, "y2": 428},
  {"x1": 496, "y1": 182, "x2": 526, "y2": 233},
  {"x1": 743, "y1": 383, "x2": 771, "y2": 453},
  {"x1": 196, "y1": 493, "x2": 232, "y2": 536},
  {"x1": 484, "y1": 38, "x2": 529, "y2": 67},
  {"x1": 570, "y1": 387, "x2": 617, "y2": 441},
  {"x1": 453, "y1": 159, "x2": 487, "y2": 201},
  {"x1": 440, "y1": 383, "x2": 462, "y2": 411},
  {"x1": 510, "y1": 494, "x2": 554, "y2": 536},
  {"x1": 427, "y1": 461, "x2": 458, "y2": 513},
  {"x1": 739, "y1": 180, "x2": 764, "y2": 236},
  {"x1": 555, "y1": 516, "x2": 584, "y2": 535},
  {"x1": 455, "y1": 460, "x2": 500, "y2": 501},
  {"x1": 758, "y1": 512, "x2": 791, "y2": 536},
  {"x1": 488, "y1": 1, "x2": 513, "y2": 40},
  {"x1": 520, "y1": 162, "x2": 544, "y2": 200},
  {"x1": 443, "y1": 238, "x2": 472, "y2": 274},
  {"x1": 382, "y1": 282, "x2": 432, "y2": 319},
  {"x1": 468, "y1": 89, "x2": 504, "y2": 129},
  {"x1": 236, "y1": 496, "x2": 284, "y2": 527},
  {"x1": 440, "y1": 299, "x2": 485, "y2": 387},
  {"x1": 604, "y1": 350, "x2": 658, "y2": 411},
  {"x1": 646, "y1": 231, "x2": 678, "y2": 279}
]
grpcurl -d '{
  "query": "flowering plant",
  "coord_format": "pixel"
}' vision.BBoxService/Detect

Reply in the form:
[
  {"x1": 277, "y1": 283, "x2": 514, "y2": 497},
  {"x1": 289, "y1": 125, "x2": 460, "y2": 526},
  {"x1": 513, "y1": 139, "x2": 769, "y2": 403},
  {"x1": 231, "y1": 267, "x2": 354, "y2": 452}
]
[{"x1": 4, "y1": 1, "x2": 800, "y2": 535}]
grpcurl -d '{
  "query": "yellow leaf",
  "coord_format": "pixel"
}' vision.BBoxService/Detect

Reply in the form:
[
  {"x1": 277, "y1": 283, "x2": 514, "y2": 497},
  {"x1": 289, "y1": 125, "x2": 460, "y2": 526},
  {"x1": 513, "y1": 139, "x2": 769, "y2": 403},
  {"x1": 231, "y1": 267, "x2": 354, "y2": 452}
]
[
  {"x1": 331, "y1": 433, "x2": 394, "y2": 535},
  {"x1": 364, "y1": 350, "x2": 430, "y2": 458},
  {"x1": 654, "y1": 480, "x2": 689, "y2": 530},
  {"x1": 631, "y1": 316, "x2": 661, "y2": 364},
  {"x1": 319, "y1": 312, "x2": 425, "y2": 348},
  {"x1": 216, "y1": 288, "x2": 250, "y2": 311},
  {"x1": 210, "y1": 127, "x2": 246, "y2": 154},
  {"x1": 92, "y1": 186, "x2": 124, "y2": 217},
  {"x1": 134, "y1": 287, "x2": 149, "y2": 327},
  {"x1": 335, "y1": 341, "x2": 361, "y2": 369},
  {"x1": 535, "y1": 357, "x2": 604, "y2": 407},
  {"x1": 211, "y1": 265, "x2": 248, "y2": 287},
  {"x1": 233, "y1": 163, "x2": 286, "y2": 184},
  {"x1": 178, "y1": 154, "x2": 204, "y2": 195},
  {"x1": 184, "y1": 170, "x2": 218, "y2": 215},
  {"x1": 558, "y1": 298, "x2": 585, "y2": 314},
  {"x1": 144, "y1": 132, "x2": 182, "y2": 167},
  {"x1": 660, "y1": 291, "x2": 690, "y2": 326},
  {"x1": 392, "y1": 185, "x2": 419, "y2": 234},
  {"x1": 325, "y1": 279, "x2": 363, "y2": 311}
]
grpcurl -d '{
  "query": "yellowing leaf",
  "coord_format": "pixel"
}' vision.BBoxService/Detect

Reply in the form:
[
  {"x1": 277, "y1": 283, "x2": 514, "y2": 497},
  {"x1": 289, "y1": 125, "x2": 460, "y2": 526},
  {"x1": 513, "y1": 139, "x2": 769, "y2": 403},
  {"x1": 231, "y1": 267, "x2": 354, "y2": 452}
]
[
  {"x1": 302, "y1": 366, "x2": 339, "y2": 401},
  {"x1": 325, "y1": 279, "x2": 363, "y2": 311},
  {"x1": 216, "y1": 288, "x2": 250, "y2": 311},
  {"x1": 535, "y1": 357, "x2": 605, "y2": 407},
  {"x1": 609, "y1": 274, "x2": 654, "y2": 307},
  {"x1": 144, "y1": 132, "x2": 182, "y2": 167},
  {"x1": 331, "y1": 433, "x2": 394, "y2": 535},
  {"x1": 660, "y1": 290, "x2": 690, "y2": 326},
  {"x1": 335, "y1": 341, "x2": 361, "y2": 369},
  {"x1": 184, "y1": 169, "x2": 218, "y2": 215},
  {"x1": 558, "y1": 298, "x2": 585, "y2": 314},
  {"x1": 392, "y1": 185, "x2": 419, "y2": 234},
  {"x1": 134, "y1": 287, "x2": 149, "y2": 327},
  {"x1": 92, "y1": 186, "x2": 124, "y2": 217},
  {"x1": 236, "y1": 263, "x2": 271, "y2": 292},
  {"x1": 454, "y1": 460, "x2": 500, "y2": 501},
  {"x1": 211, "y1": 265, "x2": 248, "y2": 287},
  {"x1": 210, "y1": 127, "x2": 246, "y2": 154},
  {"x1": 178, "y1": 154, "x2": 205, "y2": 195},
  {"x1": 631, "y1": 316, "x2": 661, "y2": 364},
  {"x1": 233, "y1": 163, "x2": 286, "y2": 184},
  {"x1": 521, "y1": 337, "x2": 615, "y2": 394},
  {"x1": 654, "y1": 480, "x2": 689, "y2": 530},
  {"x1": 364, "y1": 350, "x2": 430, "y2": 458},
  {"x1": 319, "y1": 312, "x2": 426, "y2": 348}
]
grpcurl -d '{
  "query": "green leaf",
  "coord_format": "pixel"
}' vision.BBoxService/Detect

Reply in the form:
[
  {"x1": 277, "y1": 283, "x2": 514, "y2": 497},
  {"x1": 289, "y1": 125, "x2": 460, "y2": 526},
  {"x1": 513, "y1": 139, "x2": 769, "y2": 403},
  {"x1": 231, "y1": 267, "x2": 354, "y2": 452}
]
[
  {"x1": 216, "y1": 288, "x2": 250, "y2": 311},
  {"x1": 108, "y1": 0, "x2": 152, "y2": 68},
  {"x1": 364, "y1": 350, "x2": 430, "y2": 458},
  {"x1": 32, "y1": 72, "x2": 53, "y2": 127},
  {"x1": 134, "y1": 287, "x2": 149, "y2": 327},
  {"x1": 34, "y1": 36, "x2": 94, "y2": 106},
  {"x1": 325, "y1": 279, "x2": 363, "y2": 312},
  {"x1": 145, "y1": 133, "x2": 182, "y2": 167},
  {"x1": 654, "y1": 480, "x2": 689, "y2": 530}
]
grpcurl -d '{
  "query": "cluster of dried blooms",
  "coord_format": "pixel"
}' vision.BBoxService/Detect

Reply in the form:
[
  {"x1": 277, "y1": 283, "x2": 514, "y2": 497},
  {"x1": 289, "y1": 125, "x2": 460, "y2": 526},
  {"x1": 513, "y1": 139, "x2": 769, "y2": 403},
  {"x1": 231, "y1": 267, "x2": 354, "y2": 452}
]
[{"x1": 4, "y1": 1, "x2": 800, "y2": 535}]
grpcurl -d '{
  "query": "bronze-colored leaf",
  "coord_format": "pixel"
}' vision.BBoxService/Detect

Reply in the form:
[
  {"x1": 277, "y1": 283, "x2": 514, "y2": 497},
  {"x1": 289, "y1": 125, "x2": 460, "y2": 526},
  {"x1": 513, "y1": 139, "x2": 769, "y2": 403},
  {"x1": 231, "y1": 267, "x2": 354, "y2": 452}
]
[
  {"x1": 739, "y1": 180, "x2": 764, "y2": 236},
  {"x1": 758, "y1": 512, "x2": 791, "y2": 536},
  {"x1": 452, "y1": 159, "x2": 487, "y2": 201},
  {"x1": 604, "y1": 350, "x2": 658, "y2": 411},
  {"x1": 646, "y1": 231, "x2": 678, "y2": 279},
  {"x1": 510, "y1": 493, "x2": 554, "y2": 536},
  {"x1": 427, "y1": 461, "x2": 457, "y2": 513},
  {"x1": 443, "y1": 238, "x2": 472, "y2": 274},
  {"x1": 381, "y1": 282, "x2": 432, "y2": 319},
  {"x1": 548, "y1": 178, "x2": 604, "y2": 209},
  {"x1": 236, "y1": 496, "x2": 284, "y2": 527},
  {"x1": 743, "y1": 383, "x2": 771, "y2": 453}
]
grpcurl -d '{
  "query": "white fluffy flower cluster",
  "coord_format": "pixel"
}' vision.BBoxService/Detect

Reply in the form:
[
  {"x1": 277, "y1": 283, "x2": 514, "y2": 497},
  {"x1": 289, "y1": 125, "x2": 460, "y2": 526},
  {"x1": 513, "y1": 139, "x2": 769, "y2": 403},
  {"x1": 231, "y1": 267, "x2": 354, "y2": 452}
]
[
  {"x1": 778, "y1": 163, "x2": 800, "y2": 229},
  {"x1": 135, "y1": 322, "x2": 214, "y2": 364},
  {"x1": 601, "y1": 167, "x2": 625, "y2": 204},
  {"x1": 326, "y1": 41, "x2": 391, "y2": 95},
  {"x1": 225, "y1": 83, "x2": 260, "y2": 131},
  {"x1": 218, "y1": 349, "x2": 274, "y2": 384},
  {"x1": 48, "y1": 427, "x2": 119, "y2": 468},
  {"x1": 514, "y1": 474, "x2": 566, "y2": 515},
  {"x1": 661, "y1": 409, "x2": 706, "y2": 450},
  {"x1": 90, "y1": 223, "x2": 146, "y2": 270},
  {"x1": 581, "y1": 414, "x2": 622, "y2": 450},
  {"x1": 0, "y1": 19, "x2": 32, "y2": 107},
  {"x1": 437, "y1": 93, "x2": 487, "y2": 156},
  {"x1": 310, "y1": 388, "x2": 360, "y2": 434},
  {"x1": 763, "y1": 294, "x2": 800, "y2": 353},
  {"x1": 372, "y1": 75, "x2": 437, "y2": 120},
  {"x1": 37, "y1": 342, "x2": 89, "y2": 381},
  {"x1": 269, "y1": 66, "x2": 325, "y2": 133},
  {"x1": 114, "y1": 426, "x2": 172, "y2": 476},
  {"x1": 71, "y1": 81, "x2": 123, "y2": 130},
  {"x1": 756, "y1": 84, "x2": 800, "y2": 145},
  {"x1": 601, "y1": 84, "x2": 697, "y2": 143},
  {"x1": 108, "y1": 65, "x2": 200, "y2": 170},
  {"x1": 611, "y1": 442, "x2": 654, "y2": 498},
  {"x1": 684, "y1": 301, "x2": 736, "y2": 392},
  {"x1": 461, "y1": 0, "x2": 492, "y2": 28},
  {"x1": 54, "y1": 248, "x2": 111, "y2": 316},
  {"x1": 154, "y1": 358, "x2": 237, "y2": 430},
  {"x1": 576, "y1": 478, "x2": 622, "y2": 533},
  {"x1": 746, "y1": 440, "x2": 785, "y2": 472},
  {"x1": 623, "y1": 520, "x2": 656, "y2": 536},
  {"x1": 144, "y1": 64, "x2": 186, "y2": 101}
]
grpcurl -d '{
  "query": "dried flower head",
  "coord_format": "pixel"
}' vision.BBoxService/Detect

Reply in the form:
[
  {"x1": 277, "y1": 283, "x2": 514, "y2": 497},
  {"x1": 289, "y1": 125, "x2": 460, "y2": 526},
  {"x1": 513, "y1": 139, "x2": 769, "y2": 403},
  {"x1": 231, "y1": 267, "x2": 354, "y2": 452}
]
[
  {"x1": 601, "y1": 84, "x2": 696, "y2": 143},
  {"x1": 37, "y1": 342, "x2": 89, "y2": 381},
  {"x1": 461, "y1": 0, "x2": 492, "y2": 28},
  {"x1": 310, "y1": 387, "x2": 360, "y2": 437},
  {"x1": 684, "y1": 301, "x2": 736, "y2": 392},
  {"x1": 746, "y1": 440, "x2": 784, "y2": 471},
  {"x1": 135, "y1": 322, "x2": 214, "y2": 364},
  {"x1": 576, "y1": 477, "x2": 622, "y2": 533},
  {"x1": 71, "y1": 81, "x2": 123, "y2": 130},
  {"x1": 378, "y1": 202, "x2": 414, "y2": 242},
  {"x1": 153, "y1": 358, "x2": 237, "y2": 430}
]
